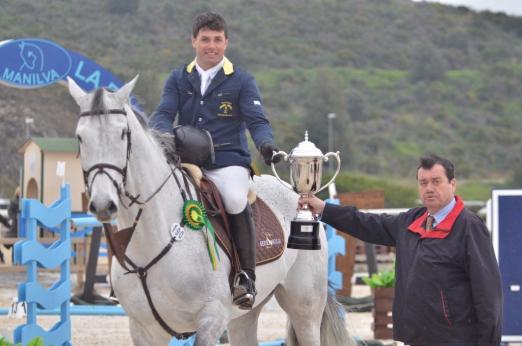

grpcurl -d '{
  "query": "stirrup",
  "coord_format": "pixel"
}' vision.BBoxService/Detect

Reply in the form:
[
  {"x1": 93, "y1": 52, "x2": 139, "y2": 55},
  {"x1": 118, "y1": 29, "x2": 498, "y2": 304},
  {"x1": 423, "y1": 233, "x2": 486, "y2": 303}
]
[
  {"x1": 108, "y1": 288, "x2": 119, "y2": 304},
  {"x1": 232, "y1": 271, "x2": 257, "y2": 310}
]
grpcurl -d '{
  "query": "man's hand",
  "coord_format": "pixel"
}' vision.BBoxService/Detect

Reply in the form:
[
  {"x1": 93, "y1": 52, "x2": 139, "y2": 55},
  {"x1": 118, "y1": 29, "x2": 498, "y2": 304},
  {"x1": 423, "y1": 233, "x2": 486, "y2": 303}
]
[
  {"x1": 298, "y1": 195, "x2": 326, "y2": 216},
  {"x1": 260, "y1": 142, "x2": 281, "y2": 166}
]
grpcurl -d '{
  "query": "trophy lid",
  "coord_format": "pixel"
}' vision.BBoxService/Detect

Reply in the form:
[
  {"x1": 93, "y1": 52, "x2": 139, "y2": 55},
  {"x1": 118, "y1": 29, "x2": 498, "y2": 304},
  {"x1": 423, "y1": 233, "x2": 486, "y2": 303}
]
[{"x1": 290, "y1": 131, "x2": 323, "y2": 157}]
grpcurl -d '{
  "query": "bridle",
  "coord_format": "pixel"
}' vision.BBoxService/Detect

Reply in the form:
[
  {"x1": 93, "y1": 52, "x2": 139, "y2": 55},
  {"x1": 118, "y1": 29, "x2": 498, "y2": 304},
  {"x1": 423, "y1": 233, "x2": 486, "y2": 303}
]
[
  {"x1": 77, "y1": 106, "x2": 195, "y2": 339},
  {"x1": 79, "y1": 108, "x2": 173, "y2": 208},
  {"x1": 79, "y1": 108, "x2": 131, "y2": 198}
]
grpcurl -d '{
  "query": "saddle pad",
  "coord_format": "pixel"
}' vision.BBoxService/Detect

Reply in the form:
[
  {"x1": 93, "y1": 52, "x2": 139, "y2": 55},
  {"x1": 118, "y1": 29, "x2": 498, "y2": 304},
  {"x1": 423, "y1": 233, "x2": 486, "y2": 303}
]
[
  {"x1": 200, "y1": 179, "x2": 285, "y2": 266},
  {"x1": 251, "y1": 197, "x2": 286, "y2": 264}
]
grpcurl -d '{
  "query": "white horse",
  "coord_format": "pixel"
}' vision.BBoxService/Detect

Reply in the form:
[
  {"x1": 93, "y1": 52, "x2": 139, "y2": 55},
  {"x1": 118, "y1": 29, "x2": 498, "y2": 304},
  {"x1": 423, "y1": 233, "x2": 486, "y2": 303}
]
[{"x1": 67, "y1": 76, "x2": 353, "y2": 346}]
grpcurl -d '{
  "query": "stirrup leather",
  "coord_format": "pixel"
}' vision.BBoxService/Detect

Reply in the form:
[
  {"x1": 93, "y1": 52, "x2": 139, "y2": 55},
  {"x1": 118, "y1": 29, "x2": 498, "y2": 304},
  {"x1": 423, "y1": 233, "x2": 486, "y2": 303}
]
[{"x1": 232, "y1": 271, "x2": 257, "y2": 309}]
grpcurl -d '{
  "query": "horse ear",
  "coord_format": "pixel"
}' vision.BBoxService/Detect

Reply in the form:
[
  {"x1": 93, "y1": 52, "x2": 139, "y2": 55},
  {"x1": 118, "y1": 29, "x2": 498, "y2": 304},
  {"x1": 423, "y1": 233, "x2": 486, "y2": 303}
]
[
  {"x1": 116, "y1": 75, "x2": 139, "y2": 103},
  {"x1": 67, "y1": 77, "x2": 86, "y2": 104}
]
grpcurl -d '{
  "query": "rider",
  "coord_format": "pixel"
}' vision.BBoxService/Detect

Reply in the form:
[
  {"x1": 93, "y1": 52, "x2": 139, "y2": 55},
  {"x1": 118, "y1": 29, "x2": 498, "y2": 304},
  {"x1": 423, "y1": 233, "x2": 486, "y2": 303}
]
[{"x1": 149, "y1": 12, "x2": 279, "y2": 309}]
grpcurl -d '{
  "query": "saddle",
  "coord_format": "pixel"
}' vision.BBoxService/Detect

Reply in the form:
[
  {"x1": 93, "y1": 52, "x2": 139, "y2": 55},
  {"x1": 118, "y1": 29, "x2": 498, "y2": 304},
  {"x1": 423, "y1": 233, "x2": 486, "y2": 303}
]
[
  {"x1": 104, "y1": 165, "x2": 285, "y2": 286},
  {"x1": 198, "y1": 175, "x2": 286, "y2": 275}
]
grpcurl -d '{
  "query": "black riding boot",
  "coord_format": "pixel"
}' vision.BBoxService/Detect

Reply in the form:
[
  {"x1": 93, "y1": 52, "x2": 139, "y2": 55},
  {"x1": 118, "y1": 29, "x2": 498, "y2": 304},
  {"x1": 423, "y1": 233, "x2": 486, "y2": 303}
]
[{"x1": 229, "y1": 205, "x2": 257, "y2": 309}]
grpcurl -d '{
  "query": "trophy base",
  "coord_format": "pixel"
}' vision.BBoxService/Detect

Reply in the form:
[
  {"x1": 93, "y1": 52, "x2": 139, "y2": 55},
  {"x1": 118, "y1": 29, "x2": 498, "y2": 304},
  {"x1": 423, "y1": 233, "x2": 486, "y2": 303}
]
[{"x1": 287, "y1": 220, "x2": 321, "y2": 250}]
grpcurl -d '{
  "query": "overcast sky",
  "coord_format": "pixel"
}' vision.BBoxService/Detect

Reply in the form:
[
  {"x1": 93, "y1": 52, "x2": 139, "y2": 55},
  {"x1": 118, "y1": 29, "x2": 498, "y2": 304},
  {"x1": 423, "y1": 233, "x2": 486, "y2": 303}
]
[{"x1": 412, "y1": 0, "x2": 522, "y2": 16}]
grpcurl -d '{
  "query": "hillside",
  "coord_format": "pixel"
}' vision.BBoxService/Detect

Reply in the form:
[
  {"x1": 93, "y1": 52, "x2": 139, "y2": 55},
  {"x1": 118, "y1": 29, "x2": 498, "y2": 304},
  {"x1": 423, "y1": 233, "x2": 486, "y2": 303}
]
[{"x1": 1, "y1": 0, "x2": 522, "y2": 195}]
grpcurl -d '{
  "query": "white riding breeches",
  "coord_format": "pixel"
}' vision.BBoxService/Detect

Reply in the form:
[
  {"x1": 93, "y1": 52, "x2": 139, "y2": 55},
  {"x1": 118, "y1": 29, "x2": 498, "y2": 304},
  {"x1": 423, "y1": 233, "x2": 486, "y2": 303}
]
[{"x1": 203, "y1": 166, "x2": 250, "y2": 215}]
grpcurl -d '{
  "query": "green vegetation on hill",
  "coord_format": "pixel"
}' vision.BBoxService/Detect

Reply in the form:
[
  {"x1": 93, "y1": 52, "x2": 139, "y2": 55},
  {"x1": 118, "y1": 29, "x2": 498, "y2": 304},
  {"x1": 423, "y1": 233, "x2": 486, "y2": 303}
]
[
  {"x1": 1, "y1": 0, "x2": 522, "y2": 197},
  {"x1": 258, "y1": 62, "x2": 522, "y2": 180}
]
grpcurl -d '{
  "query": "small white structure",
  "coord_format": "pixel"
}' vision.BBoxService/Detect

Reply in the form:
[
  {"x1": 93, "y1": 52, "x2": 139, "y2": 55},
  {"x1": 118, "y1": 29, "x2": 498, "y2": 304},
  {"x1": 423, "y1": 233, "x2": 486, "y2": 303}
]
[{"x1": 18, "y1": 137, "x2": 85, "y2": 212}]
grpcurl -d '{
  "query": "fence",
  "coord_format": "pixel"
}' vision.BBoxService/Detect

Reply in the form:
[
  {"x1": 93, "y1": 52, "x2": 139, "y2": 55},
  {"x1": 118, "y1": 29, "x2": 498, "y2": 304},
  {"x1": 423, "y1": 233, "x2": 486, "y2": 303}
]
[
  {"x1": 4, "y1": 189, "x2": 345, "y2": 346},
  {"x1": 13, "y1": 184, "x2": 72, "y2": 345}
]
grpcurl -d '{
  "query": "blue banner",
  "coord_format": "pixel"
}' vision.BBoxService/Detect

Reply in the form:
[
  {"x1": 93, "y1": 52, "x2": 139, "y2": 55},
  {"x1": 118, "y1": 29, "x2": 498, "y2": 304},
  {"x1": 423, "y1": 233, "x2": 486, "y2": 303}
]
[{"x1": 0, "y1": 38, "x2": 145, "y2": 117}]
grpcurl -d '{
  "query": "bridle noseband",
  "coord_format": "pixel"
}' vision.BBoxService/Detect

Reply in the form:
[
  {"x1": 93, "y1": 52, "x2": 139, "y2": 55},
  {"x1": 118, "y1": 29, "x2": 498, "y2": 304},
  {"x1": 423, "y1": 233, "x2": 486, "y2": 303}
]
[{"x1": 79, "y1": 109, "x2": 132, "y2": 204}]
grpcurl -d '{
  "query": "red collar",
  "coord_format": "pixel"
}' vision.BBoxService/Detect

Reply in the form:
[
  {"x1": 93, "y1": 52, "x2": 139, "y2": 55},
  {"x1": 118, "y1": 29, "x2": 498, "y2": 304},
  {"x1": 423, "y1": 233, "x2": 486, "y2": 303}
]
[{"x1": 407, "y1": 196, "x2": 464, "y2": 239}]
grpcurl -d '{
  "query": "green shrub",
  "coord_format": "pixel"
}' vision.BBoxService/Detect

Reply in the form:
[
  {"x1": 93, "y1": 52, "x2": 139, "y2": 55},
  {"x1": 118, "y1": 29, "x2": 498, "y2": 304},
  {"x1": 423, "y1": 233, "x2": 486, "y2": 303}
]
[
  {"x1": 362, "y1": 268, "x2": 395, "y2": 288},
  {"x1": 0, "y1": 336, "x2": 45, "y2": 346},
  {"x1": 27, "y1": 337, "x2": 44, "y2": 346},
  {"x1": 0, "y1": 337, "x2": 12, "y2": 346}
]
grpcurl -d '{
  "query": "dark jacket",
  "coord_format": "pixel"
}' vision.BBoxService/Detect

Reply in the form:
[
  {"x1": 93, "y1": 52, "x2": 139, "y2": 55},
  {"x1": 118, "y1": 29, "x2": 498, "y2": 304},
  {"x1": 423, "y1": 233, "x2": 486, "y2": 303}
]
[
  {"x1": 149, "y1": 57, "x2": 274, "y2": 169},
  {"x1": 322, "y1": 196, "x2": 502, "y2": 346}
]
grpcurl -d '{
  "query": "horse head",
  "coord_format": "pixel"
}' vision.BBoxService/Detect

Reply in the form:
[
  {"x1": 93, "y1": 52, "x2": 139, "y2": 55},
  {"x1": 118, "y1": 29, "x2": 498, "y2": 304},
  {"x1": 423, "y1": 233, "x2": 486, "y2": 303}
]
[
  {"x1": 19, "y1": 42, "x2": 44, "y2": 71},
  {"x1": 68, "y1": 76, "x2": 139, "y2": 222}
]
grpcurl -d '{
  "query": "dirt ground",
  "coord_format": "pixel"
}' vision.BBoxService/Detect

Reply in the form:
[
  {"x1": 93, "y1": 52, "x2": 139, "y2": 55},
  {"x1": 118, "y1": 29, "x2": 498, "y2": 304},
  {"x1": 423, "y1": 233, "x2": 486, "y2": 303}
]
[{"x1": 0, "y1": 269, "x2": 389, "y2": 346}]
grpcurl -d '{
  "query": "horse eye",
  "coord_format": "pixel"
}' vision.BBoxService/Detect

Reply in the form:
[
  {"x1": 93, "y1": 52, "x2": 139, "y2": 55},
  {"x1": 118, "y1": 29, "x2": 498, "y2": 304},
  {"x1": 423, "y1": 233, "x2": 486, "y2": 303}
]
[{"x1": 75, "y1": 136, "x2": 82, "y2": 159}]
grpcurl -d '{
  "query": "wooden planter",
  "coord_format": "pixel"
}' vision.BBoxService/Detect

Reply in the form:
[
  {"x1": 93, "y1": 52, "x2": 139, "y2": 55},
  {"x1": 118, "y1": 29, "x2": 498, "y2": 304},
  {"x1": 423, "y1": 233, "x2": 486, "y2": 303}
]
[{"x1": 372, "y1": 287, "x2": 394, "y2": 339}]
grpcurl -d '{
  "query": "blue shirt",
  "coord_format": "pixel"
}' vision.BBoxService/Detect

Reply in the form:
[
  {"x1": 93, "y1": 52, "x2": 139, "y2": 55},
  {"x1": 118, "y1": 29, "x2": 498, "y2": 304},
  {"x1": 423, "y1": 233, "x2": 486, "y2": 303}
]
[{"x1": 431, "y1": 196, "x2": 456, "y2": 228}]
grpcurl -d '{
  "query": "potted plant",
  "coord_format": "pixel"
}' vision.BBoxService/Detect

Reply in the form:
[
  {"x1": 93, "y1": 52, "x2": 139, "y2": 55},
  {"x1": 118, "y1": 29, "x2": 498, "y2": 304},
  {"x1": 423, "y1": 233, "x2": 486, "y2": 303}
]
[
  {"x1": 362, "y1": 267, "x2": 395, "y2": 340},
  {"x1": 0, "y1": 336, "x2": 44, "y2": 346}
]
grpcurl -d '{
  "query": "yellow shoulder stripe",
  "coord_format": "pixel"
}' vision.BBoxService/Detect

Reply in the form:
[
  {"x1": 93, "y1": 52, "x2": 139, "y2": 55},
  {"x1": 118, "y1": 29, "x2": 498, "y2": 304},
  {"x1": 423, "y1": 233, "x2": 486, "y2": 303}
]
[
  {"x1": 186, "y1": 57, "x2": 234, "y2": 75},
  {"x1": 223, "y1": 57, "x2": 234, "y2": 75},
  {"x1": 186, "y1": 59, "x2": 196, "y2": 73}
]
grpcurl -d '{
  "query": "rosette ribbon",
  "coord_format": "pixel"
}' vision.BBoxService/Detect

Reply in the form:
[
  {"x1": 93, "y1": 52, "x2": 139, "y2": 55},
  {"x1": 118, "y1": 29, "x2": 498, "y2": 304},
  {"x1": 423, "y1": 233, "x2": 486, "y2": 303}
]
[{"x1": 182, "y1": 200, "x2": 220, "y2": 270}]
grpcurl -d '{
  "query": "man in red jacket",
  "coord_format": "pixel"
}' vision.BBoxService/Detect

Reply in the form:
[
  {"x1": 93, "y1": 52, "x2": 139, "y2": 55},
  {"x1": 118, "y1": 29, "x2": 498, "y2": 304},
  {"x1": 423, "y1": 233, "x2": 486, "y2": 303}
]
[{"x1": 300, "y1": 154, "x2": 502, "y2": 346}]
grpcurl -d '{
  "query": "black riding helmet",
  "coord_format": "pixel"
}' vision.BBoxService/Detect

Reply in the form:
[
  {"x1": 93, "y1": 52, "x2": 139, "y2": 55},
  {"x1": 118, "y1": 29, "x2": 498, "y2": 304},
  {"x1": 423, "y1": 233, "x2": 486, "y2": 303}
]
[{"x1": 173, "y1": 125, "x2": 215, "y2": 166}]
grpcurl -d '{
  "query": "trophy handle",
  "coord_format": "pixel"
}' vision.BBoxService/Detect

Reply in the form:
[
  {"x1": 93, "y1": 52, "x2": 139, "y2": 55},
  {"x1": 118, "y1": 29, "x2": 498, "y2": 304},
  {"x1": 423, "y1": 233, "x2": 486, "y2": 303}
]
[
  {"x1": 271, "y1": 150, "x2": 294, "y2": 191},
  {"x1": 315, "y1": 151, "x2": 341, "y2": 194}
]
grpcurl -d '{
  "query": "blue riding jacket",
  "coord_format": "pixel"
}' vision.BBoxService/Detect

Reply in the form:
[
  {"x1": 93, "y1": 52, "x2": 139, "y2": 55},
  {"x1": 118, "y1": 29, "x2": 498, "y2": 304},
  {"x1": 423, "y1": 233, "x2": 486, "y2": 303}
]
[{"x1": 149, "y1": 57, "x2": 274, "y2": 169}]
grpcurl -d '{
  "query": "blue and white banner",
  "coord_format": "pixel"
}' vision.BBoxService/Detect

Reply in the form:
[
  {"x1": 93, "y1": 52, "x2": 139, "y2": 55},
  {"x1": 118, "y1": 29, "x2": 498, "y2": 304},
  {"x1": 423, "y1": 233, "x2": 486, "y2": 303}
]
[{"x1": 0, "y1": 38, "x2": 144, "y2": 116}]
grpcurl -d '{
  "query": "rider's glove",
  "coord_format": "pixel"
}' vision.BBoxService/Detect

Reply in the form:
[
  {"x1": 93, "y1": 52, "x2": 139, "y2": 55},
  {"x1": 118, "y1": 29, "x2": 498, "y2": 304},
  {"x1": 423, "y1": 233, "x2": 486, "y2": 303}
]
[{"x1": 260, "y1": 142, "x2": 281, "y2": 166}]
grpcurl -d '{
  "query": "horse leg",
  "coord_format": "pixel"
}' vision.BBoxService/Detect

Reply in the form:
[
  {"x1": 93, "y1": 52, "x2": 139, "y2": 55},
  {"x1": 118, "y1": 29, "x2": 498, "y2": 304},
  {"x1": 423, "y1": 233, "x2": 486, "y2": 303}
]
[
  {"x1": 275, "y1": 285, "x2": 324, "y2": 345},
  {"x1": 274, "y1": 255, "x2": 328, "y2": 345},
  {"x1": 128, "y1": 317, "x2": 171, "y2": 346},
  {"x1": 193, "y1": 300, "x2": 229, "y2": 346},
  {"x1": 227, "y1": 296, "x2": 269, "y2": 345}
]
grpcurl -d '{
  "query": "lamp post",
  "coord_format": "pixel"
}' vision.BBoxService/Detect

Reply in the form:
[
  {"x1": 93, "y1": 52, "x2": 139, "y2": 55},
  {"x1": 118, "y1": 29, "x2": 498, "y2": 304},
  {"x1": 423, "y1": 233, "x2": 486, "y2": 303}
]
[
  {"x1": 327, "y1": 113, "x2": 336, "y2": 173},
  {"x1": 25, "y1": 117, "x2": 34, "y2": 139}
]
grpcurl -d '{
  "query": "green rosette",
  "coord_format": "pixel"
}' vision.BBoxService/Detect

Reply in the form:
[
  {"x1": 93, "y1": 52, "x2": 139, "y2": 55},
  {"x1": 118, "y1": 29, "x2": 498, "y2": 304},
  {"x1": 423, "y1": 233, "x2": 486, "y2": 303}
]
[
  {"x1": 182, "y1": 200, "x2": 206, "y2": 230},
  {"x1": 182, "y1": 200, "x2": 220, "y2": 270}
]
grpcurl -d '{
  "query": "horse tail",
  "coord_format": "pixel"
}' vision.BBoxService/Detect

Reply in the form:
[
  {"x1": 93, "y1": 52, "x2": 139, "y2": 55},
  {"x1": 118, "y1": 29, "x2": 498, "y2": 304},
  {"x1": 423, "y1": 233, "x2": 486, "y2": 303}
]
[
  {"x1": 286, "y1": 292, "x2": 356, "y2": 346},
  {"x1": 320, "y1": 292, "x2": 356, "y2": 346}
]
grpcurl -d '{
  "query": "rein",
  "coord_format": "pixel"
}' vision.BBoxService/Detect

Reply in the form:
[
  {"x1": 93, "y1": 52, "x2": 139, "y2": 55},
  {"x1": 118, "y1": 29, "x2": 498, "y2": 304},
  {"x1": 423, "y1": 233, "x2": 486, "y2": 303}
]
[
  {"x1": 80, "y1": 106, "x2": 195, "y2": 339},
  {"x1": 119, "y1": 219, "x2": 194, "y2": 339}
]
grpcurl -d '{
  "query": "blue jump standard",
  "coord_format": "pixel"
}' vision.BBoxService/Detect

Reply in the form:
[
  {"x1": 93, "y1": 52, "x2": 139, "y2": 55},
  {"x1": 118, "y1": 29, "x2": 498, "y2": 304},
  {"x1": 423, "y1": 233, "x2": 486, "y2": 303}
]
[
  {"x1": 2, "y1": 188, "x2": 345, "y2": 346},
  {"x1": 0, "y1": 305, "x2": 126, "y2": 316}
]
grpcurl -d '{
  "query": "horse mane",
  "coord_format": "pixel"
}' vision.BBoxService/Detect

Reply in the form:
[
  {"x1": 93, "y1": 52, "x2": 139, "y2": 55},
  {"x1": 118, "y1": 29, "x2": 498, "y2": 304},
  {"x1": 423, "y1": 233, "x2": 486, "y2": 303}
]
[
  {"x1": 89, "y1": 86, "x2": 175, "y2": 163},
  {"x1": 90, "y1": 88, "x2": 107, "y2": 114},
  {"x1": 89, "y1": 87, "x2": 149, "y2": 127},
  {"x1": 150, "y1": 130, "x2": 179, "y2": 164}
]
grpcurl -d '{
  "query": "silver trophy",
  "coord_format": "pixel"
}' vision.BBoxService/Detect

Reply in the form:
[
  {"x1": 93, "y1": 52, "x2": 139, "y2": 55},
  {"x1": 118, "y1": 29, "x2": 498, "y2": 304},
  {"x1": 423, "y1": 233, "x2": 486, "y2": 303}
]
[{"x1": 272, "y1": 131, "x2": 341, "y2": 250}]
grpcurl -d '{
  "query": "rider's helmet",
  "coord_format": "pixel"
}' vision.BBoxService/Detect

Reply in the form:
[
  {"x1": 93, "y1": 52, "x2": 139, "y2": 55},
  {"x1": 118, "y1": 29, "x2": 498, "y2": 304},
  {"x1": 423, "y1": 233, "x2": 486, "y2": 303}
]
[{"x1": 173, "y1": 125, "x2": 215, "y2": 166}]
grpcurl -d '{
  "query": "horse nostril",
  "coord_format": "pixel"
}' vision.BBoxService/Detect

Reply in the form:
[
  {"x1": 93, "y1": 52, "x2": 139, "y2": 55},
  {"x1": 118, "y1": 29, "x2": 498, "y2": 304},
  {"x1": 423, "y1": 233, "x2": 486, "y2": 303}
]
[
  {"x1": 108, "y1": 200, "x2": 118, "y2": 214},
  {"x1": 89, "y1": 201, "x2": 97, "y2": 214}
]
